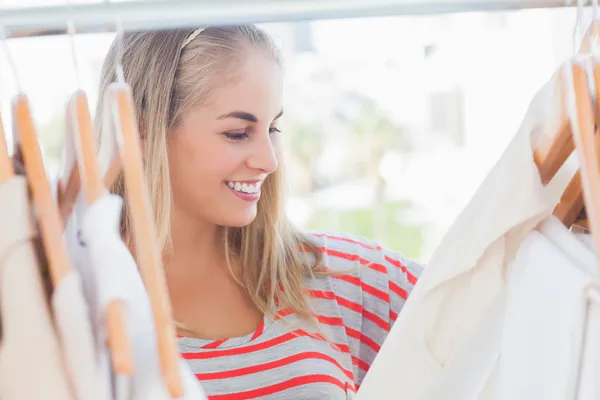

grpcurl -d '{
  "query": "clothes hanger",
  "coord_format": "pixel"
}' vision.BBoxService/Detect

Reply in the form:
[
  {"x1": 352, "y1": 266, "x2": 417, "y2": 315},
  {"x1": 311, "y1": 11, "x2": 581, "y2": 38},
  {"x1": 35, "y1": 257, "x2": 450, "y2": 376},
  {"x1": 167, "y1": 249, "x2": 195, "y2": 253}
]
[
  {"x1": 60, "y1": 11, "x2": 134, "y2": 376},
  {"x1": 563, "y1": 6, "x2": 600, "y2": 394},
  {"x1": 567, "y1": 63, "x2": 600, "y2": 265},
  {"x1": 532, "y1": 8, "x2": 580, "y2": 186},
  {"x1": 553, "y1": 66, "x2": 600, "y2": 227},
  {"x1": 533, "y1": 100, "x2": 574, "y2": 186},
  {"x1": 0, "y1": 117, "x2": 13, "y2": 184},
  {"x1": 0, "y1": 24, "x2": 17, "y2": 186},
  {"x1": 3, "y1": 49, "x2": 71, "y2": 288},
  {"x1": 535, "y1": 1, "x2": 600, "y2": 228},
  {"x1": 0, "y1": 19, "x2": 72, "y2": 284},
  {"x1": 579, "y1": 0, "x2": 600, "y2": 56},
  {"x1": 554, "y1": 0, "x2": 600, "y2": 229},
  {"x1": 103, "y1": 11, "x2": 184, "y2": 397}
]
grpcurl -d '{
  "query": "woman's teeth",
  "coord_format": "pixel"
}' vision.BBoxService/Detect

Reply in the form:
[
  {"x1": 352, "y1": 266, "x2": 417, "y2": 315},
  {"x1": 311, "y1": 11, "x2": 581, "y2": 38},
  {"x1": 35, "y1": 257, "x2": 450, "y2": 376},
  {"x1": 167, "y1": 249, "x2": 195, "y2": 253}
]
[{"x1": 226, "y1": 181, "x2": 261, "y2": 194}]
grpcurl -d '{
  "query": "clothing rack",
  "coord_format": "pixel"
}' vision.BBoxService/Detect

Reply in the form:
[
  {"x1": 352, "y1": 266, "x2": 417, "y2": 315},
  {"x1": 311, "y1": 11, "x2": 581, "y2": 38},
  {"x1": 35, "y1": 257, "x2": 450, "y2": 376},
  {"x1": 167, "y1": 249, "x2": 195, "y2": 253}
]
[{"x1": 0, "y1": 0, "x2": 571, "y2": 39}]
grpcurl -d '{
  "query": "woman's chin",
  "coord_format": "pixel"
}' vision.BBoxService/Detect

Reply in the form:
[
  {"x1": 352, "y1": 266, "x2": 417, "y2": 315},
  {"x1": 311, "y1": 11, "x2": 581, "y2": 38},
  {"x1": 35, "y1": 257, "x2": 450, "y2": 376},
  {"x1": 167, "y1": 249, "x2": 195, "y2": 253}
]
[{"x1": 217, "y1": 211, "x2": 258, "y2": 228}]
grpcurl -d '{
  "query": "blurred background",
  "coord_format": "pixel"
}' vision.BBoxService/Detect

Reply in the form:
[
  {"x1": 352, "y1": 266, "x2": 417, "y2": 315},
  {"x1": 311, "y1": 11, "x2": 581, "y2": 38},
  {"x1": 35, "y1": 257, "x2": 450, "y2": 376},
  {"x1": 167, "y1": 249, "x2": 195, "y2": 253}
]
[{"x1": 0, "y1": 0, "x2": 587, "y2": 262}]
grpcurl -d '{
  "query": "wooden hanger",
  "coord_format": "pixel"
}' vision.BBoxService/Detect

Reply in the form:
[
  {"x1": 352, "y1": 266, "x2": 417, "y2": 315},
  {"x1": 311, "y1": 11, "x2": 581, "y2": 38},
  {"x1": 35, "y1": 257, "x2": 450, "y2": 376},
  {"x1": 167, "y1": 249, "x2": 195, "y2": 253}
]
[
  {"x1": 64, "y1": 91, "x2": 134, "y2": 376},
  {"x1": 533, "y1": 96, "x2": 573, "y2": 186},
  {"x1": 551, "y1": 60, "x2": 600, "y2": 227},
  {"x1": 554, "y1": 20, "x2": 600, "y2": 228},
  {"x1": 566, "y1": 61, "x2": 600, "y2": 267},
  {"x1": 531, "y1": 28, "x2": 590, "y2": 186},
  {"x1": 565, "y1": 55, "x2": 600, "y2": 394},
  {"x1": 13, "y1": 95, "x2": 71, "y2": 286},
  {"x1": 0, "y1": 116, "x2": 13, "y2": 184},
  {"x1": 106, "y1": 82, "x2": 183, "y2": 397},
  {"x1": 579, "y1": 19, "x2": 600, "y2": 55},
  {"x1": 536, "y1": 23, "x2": 600, "y2": 227}
]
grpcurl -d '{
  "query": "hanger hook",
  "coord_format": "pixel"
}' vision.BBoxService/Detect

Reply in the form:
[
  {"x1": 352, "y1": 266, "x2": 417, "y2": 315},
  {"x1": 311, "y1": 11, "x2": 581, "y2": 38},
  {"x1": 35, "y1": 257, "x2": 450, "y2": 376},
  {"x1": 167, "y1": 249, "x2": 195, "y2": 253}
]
[
  {"x1": 0, "y1": 14, "x2": 22, "y2": 93},
  {"x1": 106, "y1": 0, "x2": 125, "y2": 84},
  {"x1": 66, "y1": 0, "x2": 81, "y2": 90},
  {"x1": 592, "y1": 0, "x2": 600, "y2": 55},
  {"x1": 573, "y1": 0, "x2": 590, "y2": 55}
]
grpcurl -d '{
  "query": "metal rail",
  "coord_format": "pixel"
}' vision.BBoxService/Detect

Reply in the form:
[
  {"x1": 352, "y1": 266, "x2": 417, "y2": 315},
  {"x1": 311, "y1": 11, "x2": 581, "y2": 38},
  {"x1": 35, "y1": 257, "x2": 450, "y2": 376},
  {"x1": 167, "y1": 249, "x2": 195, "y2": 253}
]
[{"x1": 0, "y1": 0, "x2": 569, "y2": 39}]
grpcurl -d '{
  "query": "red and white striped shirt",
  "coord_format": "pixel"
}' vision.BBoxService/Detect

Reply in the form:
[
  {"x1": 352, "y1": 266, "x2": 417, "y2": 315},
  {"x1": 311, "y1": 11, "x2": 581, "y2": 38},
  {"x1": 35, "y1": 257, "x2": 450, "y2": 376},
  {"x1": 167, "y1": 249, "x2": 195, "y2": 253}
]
[{"x1": 178, "y1": 232, "x2": 423, "y2": 399}]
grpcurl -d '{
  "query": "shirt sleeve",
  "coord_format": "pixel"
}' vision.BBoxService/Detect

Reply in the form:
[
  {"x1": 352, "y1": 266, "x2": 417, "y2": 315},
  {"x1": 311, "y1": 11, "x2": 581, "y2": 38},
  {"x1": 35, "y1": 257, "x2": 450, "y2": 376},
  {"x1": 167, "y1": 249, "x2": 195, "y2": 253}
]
[{"x1": 319, "y1": 232, "x2": 424, "y2": 388}]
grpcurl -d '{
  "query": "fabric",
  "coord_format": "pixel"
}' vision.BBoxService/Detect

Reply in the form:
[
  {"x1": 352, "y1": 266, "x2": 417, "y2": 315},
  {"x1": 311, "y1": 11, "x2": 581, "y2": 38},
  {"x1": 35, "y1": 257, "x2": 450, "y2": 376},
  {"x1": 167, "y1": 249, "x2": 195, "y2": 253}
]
[
  {"x1": 63, "y1": 189, "x2": 114, "y2": 397},
  {"x1": 496, "y1": 224, "x2": 595, "y2": 400},
  {"x1": 0, "y1": 177, "x2": 74, "y2": 399},
  {"x1": 53, "y1": 271, "x2": 110, "y2": 400},
  {"x1": 50, "y1": 176, "x2": 107, "y2": 400},
  {"x1": 540, "y1": 219, "x2": 600, "y2": 400},
  {"x1": 177, "y1": 232, "x2": 423, "y2": 399},
  {"x1": 357, "y1": 63, "x2": 576, "y2": 399},
  {"x1": 66, "y1": 193, "x2": 208, "y2": 399},
  {"x1": 412, "y1": 218, "x2": 600, "y2": 400}
]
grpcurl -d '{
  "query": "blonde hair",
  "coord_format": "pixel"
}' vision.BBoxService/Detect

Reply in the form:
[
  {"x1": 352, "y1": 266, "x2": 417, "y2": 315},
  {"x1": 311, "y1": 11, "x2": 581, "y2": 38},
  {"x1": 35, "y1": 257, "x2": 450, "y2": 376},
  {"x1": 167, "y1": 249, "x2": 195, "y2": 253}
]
[{"x1": 95, "y1": 25, "x2": 323, "y2": 322}]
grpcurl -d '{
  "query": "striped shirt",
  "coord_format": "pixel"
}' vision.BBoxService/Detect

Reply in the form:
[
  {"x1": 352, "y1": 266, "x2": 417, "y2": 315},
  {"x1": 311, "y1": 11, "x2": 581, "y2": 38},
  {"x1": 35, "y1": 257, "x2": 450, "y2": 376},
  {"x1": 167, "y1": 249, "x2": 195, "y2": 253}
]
[{"x1": 178, "y1": 231, "x2": 423, "y2": 399}]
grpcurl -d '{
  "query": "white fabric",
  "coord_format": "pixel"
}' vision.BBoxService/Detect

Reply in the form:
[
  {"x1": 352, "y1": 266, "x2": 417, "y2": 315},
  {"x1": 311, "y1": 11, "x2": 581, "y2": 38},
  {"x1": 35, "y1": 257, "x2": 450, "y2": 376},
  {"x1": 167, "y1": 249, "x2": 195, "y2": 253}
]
[
  {"x1": 64, "y1": 190, "x2": 114, "y2": 396},
  {"x1": 540, "y1": 220, "x2": 600, "y2": 400},
  {"x1": 579, "y1": 290, "x2": 600, "y2": 400},
  {"x1": 66, "y1": 193, "x2": 207, "y2": 399},
  {"x1": 496, "y1": 225, "x2": 595, "y2": 400},
  {"x1": 421, "y1": 290, "x2": 506, "y2": 400},
  {"x1": 50, "y1": 173, "x2": 108, "y2": 399},
  {"x1": 53, "y1": 271, "x2": 110, "y2": 400},
  {"x1": 419, "y1": 218, "x2": 600, "y2": 400},
  {"x1": 358, "y1": 63, "x2": 576, "y2": 399},
  {"x1": 0, "y1": 177, "x2": 74, "y2": 399}
]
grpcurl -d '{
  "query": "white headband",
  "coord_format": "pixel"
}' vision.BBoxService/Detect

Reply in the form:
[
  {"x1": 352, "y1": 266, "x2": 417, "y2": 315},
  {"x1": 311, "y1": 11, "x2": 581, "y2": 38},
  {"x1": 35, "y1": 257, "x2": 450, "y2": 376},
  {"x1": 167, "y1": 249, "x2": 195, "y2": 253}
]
[{"x1": 181, "y1": 27, "x2": 206, "y2": 50}]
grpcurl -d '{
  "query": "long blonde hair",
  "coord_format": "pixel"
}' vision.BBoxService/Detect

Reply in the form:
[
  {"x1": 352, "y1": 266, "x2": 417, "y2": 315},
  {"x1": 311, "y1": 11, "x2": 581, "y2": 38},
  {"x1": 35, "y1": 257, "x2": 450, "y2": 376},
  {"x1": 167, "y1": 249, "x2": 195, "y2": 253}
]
[{"x1": 95, "y1": 25, "x2": 323, "y2": 321}]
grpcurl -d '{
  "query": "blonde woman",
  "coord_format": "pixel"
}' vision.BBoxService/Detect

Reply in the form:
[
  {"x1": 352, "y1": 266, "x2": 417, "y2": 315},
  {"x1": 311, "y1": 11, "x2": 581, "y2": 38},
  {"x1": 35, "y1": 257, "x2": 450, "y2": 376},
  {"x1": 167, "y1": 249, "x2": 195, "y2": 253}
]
[{"x1": 96, "y1": 25, "x2": 423, "y2": 399}]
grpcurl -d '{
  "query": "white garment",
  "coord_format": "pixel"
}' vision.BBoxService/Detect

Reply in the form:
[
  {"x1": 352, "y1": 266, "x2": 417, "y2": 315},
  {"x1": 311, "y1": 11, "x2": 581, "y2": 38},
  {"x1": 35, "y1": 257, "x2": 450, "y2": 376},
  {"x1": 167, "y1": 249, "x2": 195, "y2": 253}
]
[
  {"x1": 66, "y1": 193, "x2": 207, "y2": 400},
  {"x1": 496, "y1": 223, "x2": 596, "y2": 400},
  {"x1": 63, "y1": 188, "x2": 114, "y2": 399},
  {"x1": 540, "y1": 219, "x2": 600, "y2": 400},
  {"x1": 53, "y1": 271, "x2": 110, "y2": 400},
  {"x1": 418, "y1": 218, "x2": 600, "y2": 400},
  {"x1": 358, "y1": 63, "x2": 576, "y2": 399},
  {"x1": 47, "y1": 175, "x2": 107, "y2": 400},
  {"x1": 0, "y1": 177, "x2": 74, "y2": 399}
]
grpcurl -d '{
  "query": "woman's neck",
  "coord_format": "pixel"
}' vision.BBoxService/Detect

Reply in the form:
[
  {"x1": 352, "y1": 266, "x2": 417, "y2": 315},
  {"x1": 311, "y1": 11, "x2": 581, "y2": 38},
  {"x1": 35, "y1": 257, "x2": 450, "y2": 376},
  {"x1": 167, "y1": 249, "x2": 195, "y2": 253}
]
[{"x1": 165, "y1": 209, "x2": 226, "y2": 278}]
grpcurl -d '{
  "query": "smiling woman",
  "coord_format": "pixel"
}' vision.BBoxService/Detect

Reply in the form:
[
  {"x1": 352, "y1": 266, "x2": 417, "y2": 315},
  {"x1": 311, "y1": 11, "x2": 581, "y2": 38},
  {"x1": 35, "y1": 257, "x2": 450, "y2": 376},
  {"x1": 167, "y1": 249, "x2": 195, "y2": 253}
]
[{"x1": 94, "y1": 25, "x2": 423, "y2": 399}]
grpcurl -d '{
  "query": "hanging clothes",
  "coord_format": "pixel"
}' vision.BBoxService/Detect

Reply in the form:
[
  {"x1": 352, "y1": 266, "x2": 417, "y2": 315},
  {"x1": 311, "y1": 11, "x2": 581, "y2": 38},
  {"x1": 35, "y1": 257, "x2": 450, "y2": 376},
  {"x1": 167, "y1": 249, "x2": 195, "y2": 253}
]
[
  {"x1": 53, "y1": 269, "x2": 111, "y2": 400},
  {"x1": 0, "y1": 177, "x2": 74, "y2": 399},
  {"x1": 493, "y1": 217, "x2": 600, "y2": 400},
  {"x1": 357, "y1": 64, "x2": 576, "y2": 399},
  {"x1": 538, "y1": 218, "x2": 600, "y2": 400},
  {"x1": 65, "y1": 192, "x2": 207, "y2": 400},
  {"x1": 63, "y1": 189, "x2": 119, "y2": 398},
  {"x1": 46, "y1": 180, "x2": 109, "y2": 400}
]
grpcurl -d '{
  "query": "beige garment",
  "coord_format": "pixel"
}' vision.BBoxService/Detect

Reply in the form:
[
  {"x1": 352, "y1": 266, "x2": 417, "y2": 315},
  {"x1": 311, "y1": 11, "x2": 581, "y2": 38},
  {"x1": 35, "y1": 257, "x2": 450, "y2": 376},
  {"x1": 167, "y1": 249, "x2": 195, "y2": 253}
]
[
  {"x1": 0, "y1": 177, "x2": 74, "y2": 399},
  {"x1": 357, "y1": 63, "x2": 577, "y2": 399}
]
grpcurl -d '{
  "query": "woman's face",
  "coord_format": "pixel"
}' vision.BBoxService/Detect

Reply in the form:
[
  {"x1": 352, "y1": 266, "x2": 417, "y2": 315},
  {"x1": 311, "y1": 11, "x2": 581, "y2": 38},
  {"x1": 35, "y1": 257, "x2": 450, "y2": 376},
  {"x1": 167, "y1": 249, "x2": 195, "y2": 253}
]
[{"x1": 167, "y1": 53, "x2": 283, "y2": 228}]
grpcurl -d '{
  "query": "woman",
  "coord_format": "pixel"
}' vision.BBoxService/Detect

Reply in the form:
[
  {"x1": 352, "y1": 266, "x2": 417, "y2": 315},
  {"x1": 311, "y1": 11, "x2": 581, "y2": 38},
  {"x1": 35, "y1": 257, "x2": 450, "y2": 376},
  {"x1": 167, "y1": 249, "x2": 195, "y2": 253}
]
[{"x1": 96, "y1": 25, "x2": 423, "y2": 399}]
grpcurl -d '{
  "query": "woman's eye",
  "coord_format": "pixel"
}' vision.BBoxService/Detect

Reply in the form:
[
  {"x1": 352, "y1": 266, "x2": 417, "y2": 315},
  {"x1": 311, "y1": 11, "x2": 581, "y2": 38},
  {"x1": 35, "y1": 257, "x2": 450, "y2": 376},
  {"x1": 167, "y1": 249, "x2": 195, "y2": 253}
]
[
  {"x1": 224, "y1": 132, "x2": 248, "y2": 141},
  {"x1": 269, "y1": 127, "x2": 281, "y2": 134}
]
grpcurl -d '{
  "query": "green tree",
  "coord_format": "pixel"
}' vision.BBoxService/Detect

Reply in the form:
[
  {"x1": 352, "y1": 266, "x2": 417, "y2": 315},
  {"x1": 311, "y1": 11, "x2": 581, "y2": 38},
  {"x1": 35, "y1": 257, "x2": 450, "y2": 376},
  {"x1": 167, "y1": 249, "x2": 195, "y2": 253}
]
[
  {"x1": 282, "y1": 119, "x2": 322, "y2": 194},
  {"x1": 350, "y1": 99, "x2": 412, "y2": 242}
]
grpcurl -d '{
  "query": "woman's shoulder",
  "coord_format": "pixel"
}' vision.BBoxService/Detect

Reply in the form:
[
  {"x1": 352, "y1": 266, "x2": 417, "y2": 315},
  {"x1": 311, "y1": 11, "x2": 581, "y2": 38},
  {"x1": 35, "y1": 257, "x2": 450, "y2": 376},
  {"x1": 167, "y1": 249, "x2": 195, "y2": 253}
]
[
  {"x1": 303, "y1": 230, "x2": 379, "y2": 250},
  {"x1": 301, "y1": 230, "x2": 423, "y2": 281}
]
